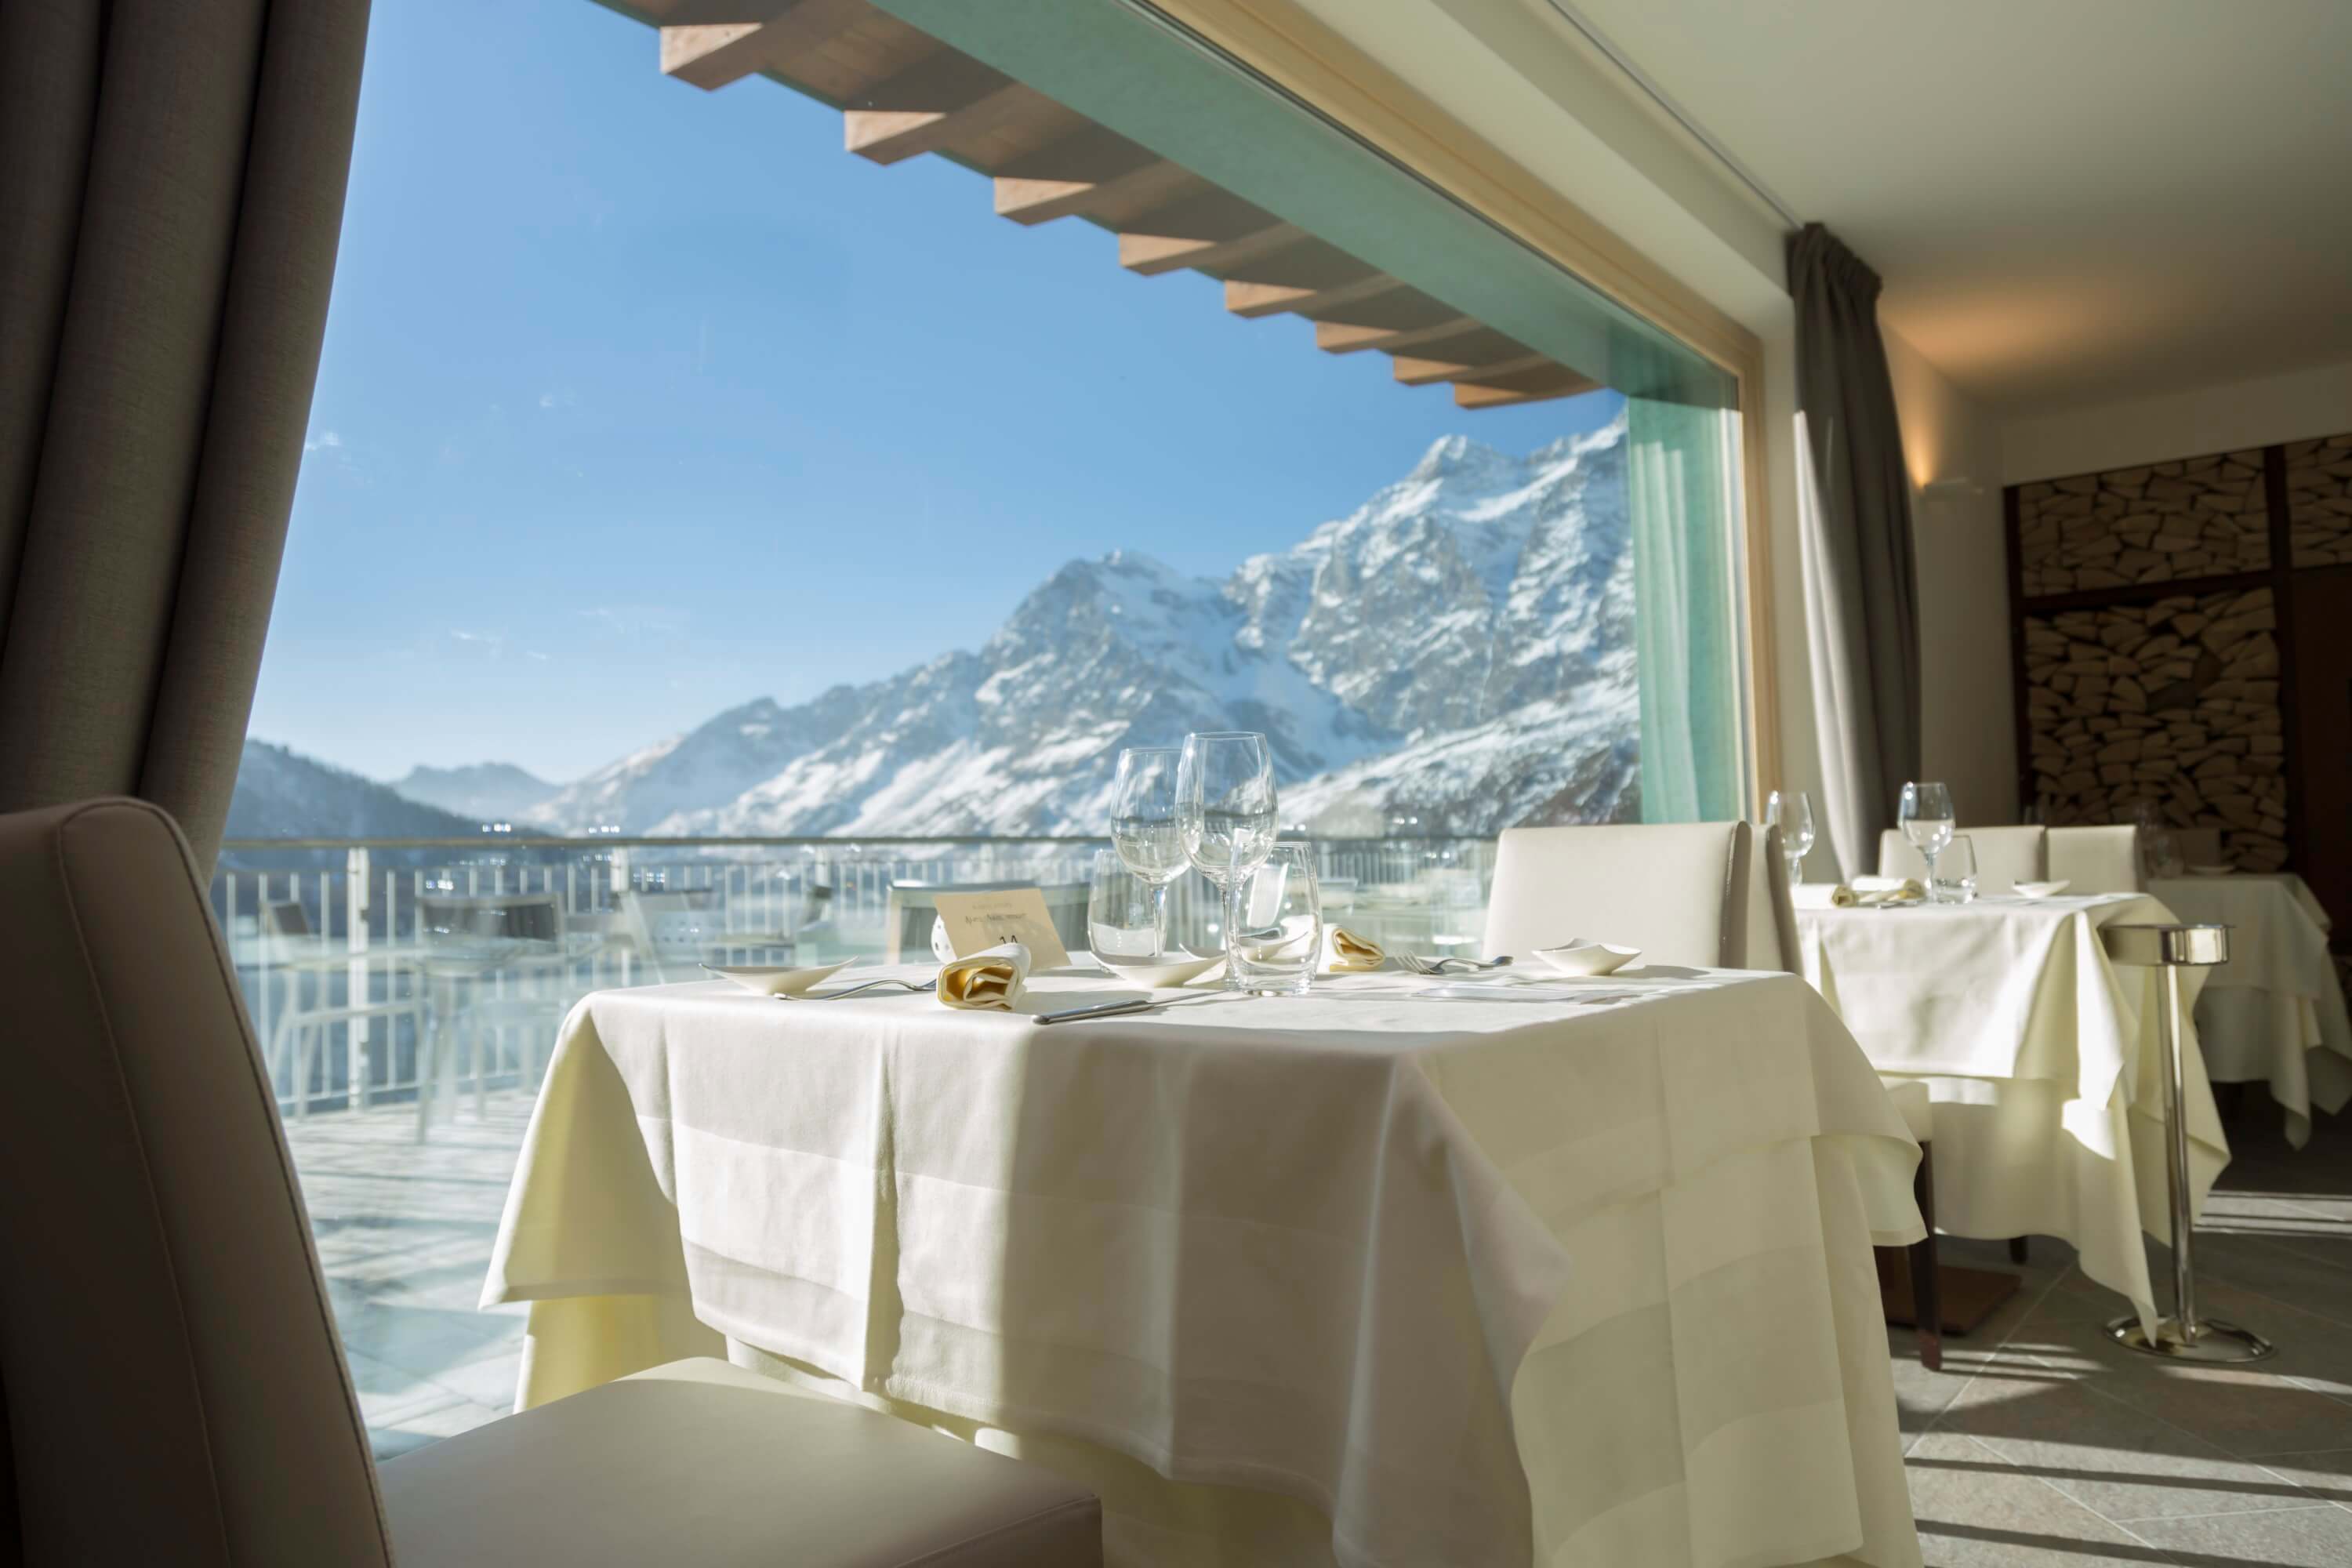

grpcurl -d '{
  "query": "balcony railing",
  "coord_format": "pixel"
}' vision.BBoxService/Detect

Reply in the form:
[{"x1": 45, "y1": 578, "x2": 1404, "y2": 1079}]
[{"x1": 213, "y1": 834, "x2": 1496, "y2": 1122}]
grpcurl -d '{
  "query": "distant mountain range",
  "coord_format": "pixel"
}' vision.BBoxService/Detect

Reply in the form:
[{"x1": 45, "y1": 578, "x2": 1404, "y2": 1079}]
[
  {"x1": 392, "y1": 761, "x2": 558, "y2": 822},
  {"x1": 234, "y1": 420, "x2": 1640, "y2": 840},
  {"x1": 227, "y1": 741, "x2": 486, "y2": 840}
]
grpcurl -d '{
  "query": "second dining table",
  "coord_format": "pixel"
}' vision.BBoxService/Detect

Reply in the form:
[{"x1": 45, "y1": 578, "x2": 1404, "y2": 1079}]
[
  {"x1": 486, "y1": 962, "x2": 1928, "y2": 1568},
  {"x1": 1796, "y1": 889, "x2": 2226, "y2": 1331},
  {"x1": 2147, "y1": 871, "x2": 2350, "y2": 1146}
]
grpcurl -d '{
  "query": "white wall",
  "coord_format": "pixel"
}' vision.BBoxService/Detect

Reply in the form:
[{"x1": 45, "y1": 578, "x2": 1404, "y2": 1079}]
[
  {"x1": 2003, "y1": 356, "x2": 2352, "y2": 483},
  {"x1": 1883, "y1": 326, "x2": 2017, "y2": 829}
]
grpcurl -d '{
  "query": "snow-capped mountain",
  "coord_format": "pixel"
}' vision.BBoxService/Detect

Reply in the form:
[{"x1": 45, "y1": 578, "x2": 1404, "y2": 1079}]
[
  {"x1": 391, "y1": 761, "x2": 558, "y2": 822},
  {"x1": 528, "y1": 418, "x2": 1639, "y2": 837}
]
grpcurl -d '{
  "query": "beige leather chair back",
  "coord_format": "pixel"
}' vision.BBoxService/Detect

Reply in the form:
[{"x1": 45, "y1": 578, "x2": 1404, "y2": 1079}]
[
  {"x1": 0, "y1": 800, "x2": 393, "y2": 1567},
  {"x1": 1878, "y1": 825, "x2": 2045, "y2": 892},
  {"x1": 2049, "y1": 823, "x2": 2143, "y2": 893},
  {"x1": 1486, "y1": 821, "x2": 1795, "y2": 971}
]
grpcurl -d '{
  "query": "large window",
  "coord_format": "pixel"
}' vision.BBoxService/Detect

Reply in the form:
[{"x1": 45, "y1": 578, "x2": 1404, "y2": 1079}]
[{"x1": 230, "y1": 0, "x2": 1757, "y2": 1456}]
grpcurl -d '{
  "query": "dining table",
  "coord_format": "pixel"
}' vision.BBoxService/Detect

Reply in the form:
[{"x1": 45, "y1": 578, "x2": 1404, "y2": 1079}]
[
  {"x1": 484, "y1": 962, "x2": 1929, "y2": 1568},
  {"x1": 1795, "y1": 890, "x2": 2226, "y2": 1331},
  {"x1": 2146, "y1": 871, "x2": 2350, "y2": 1146}
]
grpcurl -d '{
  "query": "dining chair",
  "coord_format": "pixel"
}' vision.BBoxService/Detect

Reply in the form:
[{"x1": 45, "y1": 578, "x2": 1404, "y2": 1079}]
[
  {"x1": 0, "y1": 797, "x2": 1102, "y2": 1568},
  {"x1": 1877, "y1": 824, "x2": 2046, "y2": 892},
  {"x1": 416, "y1": 891, "x2": 580, "y2": 1134},
  {"x1": 2048, "y1": 824, "x2": 2143, "y2": 893},
  {"x1": 1484, "y1": 820, "x2": 1798, "y2": 971}
]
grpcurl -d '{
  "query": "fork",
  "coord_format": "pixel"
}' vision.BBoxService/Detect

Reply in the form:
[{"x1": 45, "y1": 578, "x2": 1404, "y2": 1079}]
[
  {"x1": 1392, "y1": 953, "x2": 1512, "y2": 977},
  {"x1": 778, "y1": 978, "x2": 938, "y2": 1001}
]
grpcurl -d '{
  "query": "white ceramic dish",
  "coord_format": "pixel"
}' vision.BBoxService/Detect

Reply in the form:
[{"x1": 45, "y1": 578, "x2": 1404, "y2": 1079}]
[
  {"x1": 2013, "y1": 880, "x2": 2071, "y2": 899},
  {"x1": 1532, "y1": 939, "x2": 1642, "y2": 977},
  {"x1": 2187, "y1": 864, "x2": 2234, "y2": 877},
  {"x1": 1091, "y1": 952, "x2": 1221, "y2": 989},
  {"x1": 701, "y1": 958, "x2": 854, "y2": 997}
]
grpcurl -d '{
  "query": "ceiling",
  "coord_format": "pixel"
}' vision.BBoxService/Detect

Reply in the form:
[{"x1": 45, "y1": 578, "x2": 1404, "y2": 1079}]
[{"x1": 1552, "y1": 0, "x2": 2352, "y2": 413}]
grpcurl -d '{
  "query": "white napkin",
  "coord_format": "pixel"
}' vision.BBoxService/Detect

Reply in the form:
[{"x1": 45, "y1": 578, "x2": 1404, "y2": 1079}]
[
  {"x1": 938, "y1": 941, "x2": 1030, "y2": 1011},
  {"x1": 1847, "y1": 876, "x2": 1926, "y2": 907},
  {"x1": 1791, "y1": 883, "x2": 1858, "y2": 909},
  {"x1": 1324, "y1": 926, "x2": 1389, "y2": 972}
]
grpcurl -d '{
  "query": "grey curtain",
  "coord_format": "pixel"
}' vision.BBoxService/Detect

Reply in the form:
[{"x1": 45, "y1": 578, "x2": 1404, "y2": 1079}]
[
  {"x1": 0, "y1": 0, "x2": 370, "y2": 871},
  {"x1": 1788, "y1": 223, "x2": 1920, "y2": 879}
]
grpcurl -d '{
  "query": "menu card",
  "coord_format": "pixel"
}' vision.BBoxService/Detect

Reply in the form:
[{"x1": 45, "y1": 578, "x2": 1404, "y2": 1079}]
[{"x1": 930, "y1": 888, "x2": 1072, "y2": 968}]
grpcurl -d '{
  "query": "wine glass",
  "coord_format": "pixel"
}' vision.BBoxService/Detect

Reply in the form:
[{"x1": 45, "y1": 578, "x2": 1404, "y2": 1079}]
[
  {"x1": 1176, "y1": 731, "x2": 1277, "y2": 990},
  {"x1": 1765, "y1": 789, "x2": 1816, "y2": 887},
  {"x1": 1110, "y1": 746, "x2": 1185, "y2": 956},
  {"x1": 1899, "y1": 781, "x2": 1955, "y2": 898}
]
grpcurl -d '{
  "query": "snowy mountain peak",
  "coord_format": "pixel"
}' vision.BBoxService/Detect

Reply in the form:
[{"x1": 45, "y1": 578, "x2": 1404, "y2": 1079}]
[{"x1": 528, "y1": 423, "x2": 1638, "y2": 837}]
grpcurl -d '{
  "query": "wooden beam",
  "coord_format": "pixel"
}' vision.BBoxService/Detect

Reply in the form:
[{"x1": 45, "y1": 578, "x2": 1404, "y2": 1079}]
[
  {"x1": 658, "y1": 0, "x2": 869, "y2": 92},
  {"x1": 841, "y1": 51, "x2": 1074, "y2": 166},
  {"x1": 1118, "y1": 222, "x2": 1305, "y2": 277},
  {"x1": 1223, "y1": 274, "x2": 1405, "y2": 320},
  {"x1": 1392, "y1": 350, "x2": 1552, "y2": 387},
  {"x1": 1313, "y1": 315, "x2": 1482, "y2": 356},
  {"x1": 995, "y1": 154, "x2": 1201, "y2": 226},
  {"x1": 1452, "y1": 362, "x2": 1601, "y2": 408}
]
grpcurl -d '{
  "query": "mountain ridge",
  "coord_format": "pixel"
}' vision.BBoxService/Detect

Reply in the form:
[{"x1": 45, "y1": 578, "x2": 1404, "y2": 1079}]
[{"x1": 523, "y1": 418, "x2": 1639, "y2": 838}]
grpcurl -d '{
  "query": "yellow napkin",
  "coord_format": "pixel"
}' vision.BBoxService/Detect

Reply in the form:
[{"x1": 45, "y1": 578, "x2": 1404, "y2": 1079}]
[
  {"x1": 1326, "y1": 927, "x2": 1387, "y2": 972},
  {"x1": 938, "y1": 941, "x2": 1030, "y2": 1011},
  {"x1": 1849, "y1": 877, "x2": 1926, "y2": 907},
  {"x1": 1791, "y1": 883, "x2": 1859, "y2": 909}
]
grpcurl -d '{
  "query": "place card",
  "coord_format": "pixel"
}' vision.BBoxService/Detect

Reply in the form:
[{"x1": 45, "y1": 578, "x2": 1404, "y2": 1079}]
[{"x1": 930, "y1": 887, "x2": 1072, "y2": 968}]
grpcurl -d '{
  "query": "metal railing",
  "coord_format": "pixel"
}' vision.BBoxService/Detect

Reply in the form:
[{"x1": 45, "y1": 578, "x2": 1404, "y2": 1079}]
[{"x1": 213, "y1": 834, "x2": 1496, "y2": 1119}]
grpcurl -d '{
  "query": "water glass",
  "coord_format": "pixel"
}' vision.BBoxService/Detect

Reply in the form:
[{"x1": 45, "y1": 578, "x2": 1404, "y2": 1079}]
[
  {"x1": 1111, "y1": 746, "x2": 1185, "y2": 954},
  {"x1": 1229, "y1": 844, "x2": 1321, "y2": 996},
  {"x1": 1087, "y1": 851, "x2": 1161, "y2": 958},
  {"x1": 1898, "y1": 781, "x2": 1955, "y2": 886},
  {"x1": 1935, "y1": 834, "x2": 1979, "y2": 904},
  {"x1": 1177, "y1": 731, "x2": 1278, "y2": 989},
  {"x1": 1766, "y1": 789, "x2": 1816, "y2": 884}
]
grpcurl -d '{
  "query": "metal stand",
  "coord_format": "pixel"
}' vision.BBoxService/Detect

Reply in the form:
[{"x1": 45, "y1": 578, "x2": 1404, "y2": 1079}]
[{"x1": 2099, "y1": 922, "x2": 2274, "y2": 1363}]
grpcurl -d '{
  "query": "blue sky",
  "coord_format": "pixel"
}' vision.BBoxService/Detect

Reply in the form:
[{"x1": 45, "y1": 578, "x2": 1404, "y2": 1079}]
[{"x1": 252, "y1": 0, "x2": 1620, "y2": 784}]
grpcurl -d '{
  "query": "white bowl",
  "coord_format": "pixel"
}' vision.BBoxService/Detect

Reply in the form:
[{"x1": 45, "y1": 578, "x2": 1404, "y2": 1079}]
[
  {"x1": 2013, "y1": 880, "x2": 2071, "y2": 899},
  {"x1": 1532, "y1": 939, "x2": 1642, "y2": 977},
  {"x1": 2188, "y1": 864, "x2": 2234, "y2": 877},
  {"x1": 701, "y1": 958, "x2": 853, "y2": 996},
  {"x1": 1091, "y1": 952, "x2": 1221, "y2": 989}
]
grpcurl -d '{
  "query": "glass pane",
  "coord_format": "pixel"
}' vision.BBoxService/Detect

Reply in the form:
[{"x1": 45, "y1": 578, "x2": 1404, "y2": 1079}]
[{"x1": 236, "y1": 0, "x2": 1757, "y2": 1457}]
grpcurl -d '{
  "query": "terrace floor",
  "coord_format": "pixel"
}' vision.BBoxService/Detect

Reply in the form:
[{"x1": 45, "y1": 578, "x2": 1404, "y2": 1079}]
[{"x1": 289, "y1": 1094, "x2": 2352, "y2": 1561}]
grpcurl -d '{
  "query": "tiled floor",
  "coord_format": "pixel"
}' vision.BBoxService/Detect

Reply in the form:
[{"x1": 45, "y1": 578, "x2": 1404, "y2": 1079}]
[{"x1": 289, "y1": 1091, "x2": 2352, "y2": 1562}]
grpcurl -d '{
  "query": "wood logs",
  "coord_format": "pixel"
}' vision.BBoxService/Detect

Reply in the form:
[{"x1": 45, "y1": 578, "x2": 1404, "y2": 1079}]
[
  {"x1": 2021, "y1": 588, "x2": 2288, "y2": 872},
  {"x1": 2016, "y1": 449, "x2": 2270, "y2": 595}
]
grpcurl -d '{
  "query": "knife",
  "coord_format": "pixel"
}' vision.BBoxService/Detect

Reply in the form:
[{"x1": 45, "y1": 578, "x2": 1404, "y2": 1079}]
[{"x1": 1036, "y1": 996, "x2": 1163, "y2": 1025}]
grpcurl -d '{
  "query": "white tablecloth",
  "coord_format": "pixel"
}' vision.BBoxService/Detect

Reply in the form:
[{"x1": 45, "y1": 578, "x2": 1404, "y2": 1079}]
[
  {"x1": 485, "y1": 967, "x2": 1926, "y2": 1568},
  {"x1": 2148, "y1": 873, "x2": 2351, "y2": 1147},
  {"x1": 1797, "y1": 893, "x2": 2226, "y2": 1330}
]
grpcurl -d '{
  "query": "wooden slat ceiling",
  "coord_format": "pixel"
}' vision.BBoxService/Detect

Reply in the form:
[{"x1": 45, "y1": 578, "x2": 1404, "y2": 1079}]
[{"x1": 646, "y1": 0, "x2": 1600, "y2": 409}]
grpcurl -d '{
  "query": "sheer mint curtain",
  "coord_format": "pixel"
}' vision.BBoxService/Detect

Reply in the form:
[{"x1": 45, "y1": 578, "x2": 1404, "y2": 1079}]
[{"x1": 1627, "y1": 397, "x2": 1748, "y2": 822}]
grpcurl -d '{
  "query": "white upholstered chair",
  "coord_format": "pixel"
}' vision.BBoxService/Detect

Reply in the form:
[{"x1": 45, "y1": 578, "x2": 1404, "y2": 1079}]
[
  {"x1": 1485, "y1": 820, "x2": 1798, "y2": 972},
  {"x1": 0, "y1": 799, "x2": 1102, "y2": 1567},
  {"x1": 2048, "y1": 824, "x2": 2143, "y2": 893},
  {"x1": 1877, "y1": 824, "x2": 2047, "y2": 893}
]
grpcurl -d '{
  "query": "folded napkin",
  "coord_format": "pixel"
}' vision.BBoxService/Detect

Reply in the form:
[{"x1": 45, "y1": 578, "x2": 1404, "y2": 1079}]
[
  {"x1": 938, "y1": 941, "x2": 1030, "y2": 1011},
  {"x1": 1791, "y1": 883, "x2": 1858, "y2": 909},
  {"x1": 1326, "y1": 927, "x2": 1388, "y2": 972},
  {"x1": 1848, "y1": 876, "x2": 1926, "y2": 907}
]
